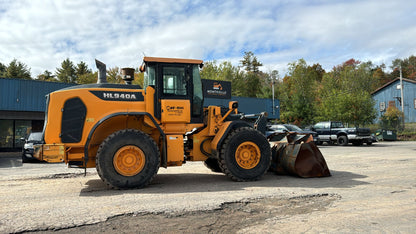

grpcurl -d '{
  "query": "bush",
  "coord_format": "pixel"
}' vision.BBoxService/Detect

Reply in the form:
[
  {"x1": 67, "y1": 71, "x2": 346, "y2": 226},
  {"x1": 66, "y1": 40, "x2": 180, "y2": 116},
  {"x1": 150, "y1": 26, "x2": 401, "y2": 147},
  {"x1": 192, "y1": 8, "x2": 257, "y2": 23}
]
[{"x1": 379, "y1": 106, "x2": 404, "y2": 131}]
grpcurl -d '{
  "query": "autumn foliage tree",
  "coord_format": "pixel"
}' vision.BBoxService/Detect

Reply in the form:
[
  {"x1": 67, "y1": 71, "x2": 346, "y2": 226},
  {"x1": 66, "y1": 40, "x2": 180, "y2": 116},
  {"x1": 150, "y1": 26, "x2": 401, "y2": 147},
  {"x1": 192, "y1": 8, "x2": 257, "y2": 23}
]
[{"x1": 390, "y1": 55, "x2": 416, "y2": 80}]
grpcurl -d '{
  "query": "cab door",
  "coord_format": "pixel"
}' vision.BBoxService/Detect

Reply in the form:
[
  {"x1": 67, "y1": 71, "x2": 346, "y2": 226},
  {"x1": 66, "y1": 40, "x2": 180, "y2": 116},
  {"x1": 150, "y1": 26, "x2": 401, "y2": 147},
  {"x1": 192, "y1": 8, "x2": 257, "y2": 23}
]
[
  {"x1": 157, "y1": 64, "x2": 192, "y2": 124},
  {"x1": 144, "y1": 62, "x2": 203, "y2": 124}
]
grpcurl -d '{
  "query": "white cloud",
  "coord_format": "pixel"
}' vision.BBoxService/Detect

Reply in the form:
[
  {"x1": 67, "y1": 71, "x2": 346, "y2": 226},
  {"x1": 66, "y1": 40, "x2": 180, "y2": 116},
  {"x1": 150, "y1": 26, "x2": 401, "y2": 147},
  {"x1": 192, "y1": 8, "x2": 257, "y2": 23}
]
[{"x1": 0, "y1": 0, "x2": 415, "y2": 77}]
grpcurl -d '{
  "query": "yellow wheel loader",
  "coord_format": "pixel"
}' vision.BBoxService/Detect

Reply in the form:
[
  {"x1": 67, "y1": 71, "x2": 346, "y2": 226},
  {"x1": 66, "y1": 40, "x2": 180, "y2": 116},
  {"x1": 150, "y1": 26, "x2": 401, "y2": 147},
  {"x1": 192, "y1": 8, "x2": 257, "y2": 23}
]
[{"x1": 34, "y1": 57, "x2": 329, "y2": 189}]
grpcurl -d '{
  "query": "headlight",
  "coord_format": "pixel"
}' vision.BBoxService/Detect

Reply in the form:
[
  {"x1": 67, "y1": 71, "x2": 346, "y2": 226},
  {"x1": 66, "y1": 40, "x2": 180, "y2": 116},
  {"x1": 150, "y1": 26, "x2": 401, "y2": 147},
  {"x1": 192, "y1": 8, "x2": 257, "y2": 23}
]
[{"x1": 24, "y1": 143, "x2": 34, "y2": 149}]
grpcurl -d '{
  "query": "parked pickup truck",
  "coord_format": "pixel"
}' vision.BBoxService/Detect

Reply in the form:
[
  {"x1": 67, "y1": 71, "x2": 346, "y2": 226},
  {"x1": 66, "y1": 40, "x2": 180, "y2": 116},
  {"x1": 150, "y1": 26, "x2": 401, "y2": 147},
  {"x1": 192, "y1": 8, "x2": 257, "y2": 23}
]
[{"x1": 311, "y1": 121, "x2": 373, "y2": 146}]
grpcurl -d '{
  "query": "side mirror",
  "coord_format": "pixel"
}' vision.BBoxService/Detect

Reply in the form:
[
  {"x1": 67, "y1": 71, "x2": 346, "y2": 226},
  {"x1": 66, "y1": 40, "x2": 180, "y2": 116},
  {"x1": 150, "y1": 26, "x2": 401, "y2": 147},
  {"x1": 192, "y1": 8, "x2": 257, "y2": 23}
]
[
  {"x1": 229, "y1": 101, "x2": 238, "y2": 114},
  {"x1": 229, "y1": 101, "x2": 238, "y2": 110}
]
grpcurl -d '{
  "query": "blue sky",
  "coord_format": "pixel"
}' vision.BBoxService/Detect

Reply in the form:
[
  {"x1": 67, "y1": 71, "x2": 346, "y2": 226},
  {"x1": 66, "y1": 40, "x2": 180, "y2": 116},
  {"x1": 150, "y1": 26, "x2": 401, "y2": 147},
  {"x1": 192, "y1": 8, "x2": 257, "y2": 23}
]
[{"x1": 0, "y1": 0, "x2": 415, "y2": 77}]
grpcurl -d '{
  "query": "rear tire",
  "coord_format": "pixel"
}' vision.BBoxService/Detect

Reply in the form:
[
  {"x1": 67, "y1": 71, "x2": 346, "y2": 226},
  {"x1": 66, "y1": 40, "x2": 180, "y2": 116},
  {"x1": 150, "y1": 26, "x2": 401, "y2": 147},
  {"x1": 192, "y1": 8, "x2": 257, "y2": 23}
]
[
  {"x1": 204, "y1": 157, "x2": 223, "y2": 173},
  {"x1": 337, "y1": 135, "x2": 348, "y2": 146},
  {"x1": 219, "y1": 127, "x2": 271, "y2": 181},
  {"x1": 96, "y1": 129, "x2": 160, "y2": 189}
]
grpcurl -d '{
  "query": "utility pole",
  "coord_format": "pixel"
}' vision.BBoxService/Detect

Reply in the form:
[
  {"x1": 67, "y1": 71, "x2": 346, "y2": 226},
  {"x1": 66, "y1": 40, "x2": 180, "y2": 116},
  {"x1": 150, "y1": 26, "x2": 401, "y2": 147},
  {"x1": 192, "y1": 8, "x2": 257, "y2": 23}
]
[
  {"x1": 272, "y1": 78, "x2": 275, "y2": 116},
  {"x1": 399, "y1": 66, "x2": 405, "y2": 128}
]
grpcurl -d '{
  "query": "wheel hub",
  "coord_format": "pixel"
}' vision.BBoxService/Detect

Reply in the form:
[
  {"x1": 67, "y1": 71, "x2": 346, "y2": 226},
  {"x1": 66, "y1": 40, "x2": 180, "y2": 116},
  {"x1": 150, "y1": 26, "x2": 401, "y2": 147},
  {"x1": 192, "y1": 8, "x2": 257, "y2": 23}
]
[
  {"x1": 235, "y1": 142, "x2": 260, "y2": 169},
  {"x1": 113, "y1": 145, "x2": 145, "y2": 176}
]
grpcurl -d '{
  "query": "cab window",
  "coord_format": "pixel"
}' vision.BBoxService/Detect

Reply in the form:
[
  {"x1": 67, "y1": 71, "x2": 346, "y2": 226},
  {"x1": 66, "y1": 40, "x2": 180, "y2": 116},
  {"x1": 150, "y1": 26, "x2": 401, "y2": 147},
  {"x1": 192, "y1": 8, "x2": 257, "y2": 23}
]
[
  {"x1": 192, "y1": 65, "x2": 203, "y2": 116},
  {"x1": 331, "y1": 122, "x2": 344, "y2": 128},
  {"x1": 162, "y1": 66, "x2": 187, "y2": 96}
]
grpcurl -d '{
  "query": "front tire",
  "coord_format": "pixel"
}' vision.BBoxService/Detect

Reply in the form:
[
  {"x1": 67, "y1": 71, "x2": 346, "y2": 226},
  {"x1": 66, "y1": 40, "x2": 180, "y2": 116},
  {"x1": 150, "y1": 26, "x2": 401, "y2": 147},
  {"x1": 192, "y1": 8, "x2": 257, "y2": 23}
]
[
  {"x1": 219, "y1": 127, "x2": 271, "y2": 181},
  {"x1": 96, "y1": 129, "x2": 160, "y2": 189},
  {"x1": 337, "y1": 135, "x2": 348, "y2": 146},
  {"x1": 22, "y1": 153, "x2": 31, "y2": 163}
]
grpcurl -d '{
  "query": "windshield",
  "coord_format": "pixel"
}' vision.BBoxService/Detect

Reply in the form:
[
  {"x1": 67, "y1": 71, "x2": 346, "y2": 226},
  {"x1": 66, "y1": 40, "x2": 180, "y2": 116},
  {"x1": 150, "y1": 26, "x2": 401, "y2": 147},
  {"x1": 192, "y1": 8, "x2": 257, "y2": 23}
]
[
  {"x1": 143, "y1": 65, "x2": 156, "y2": 90},
  {"x1": 28, "y1": 132, "x2": 42, "y2": 141},
  {"x1": 284, "y1": 124, "x2": 303, "y2": 131}
]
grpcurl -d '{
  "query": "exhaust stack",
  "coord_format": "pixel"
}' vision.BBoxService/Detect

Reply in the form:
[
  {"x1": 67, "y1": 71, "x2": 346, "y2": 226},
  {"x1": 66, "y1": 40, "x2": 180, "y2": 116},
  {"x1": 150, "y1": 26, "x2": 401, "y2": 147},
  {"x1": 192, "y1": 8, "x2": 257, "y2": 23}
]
[{"x1": 95, "y1": 59, "x2": 107, "y2": 84}]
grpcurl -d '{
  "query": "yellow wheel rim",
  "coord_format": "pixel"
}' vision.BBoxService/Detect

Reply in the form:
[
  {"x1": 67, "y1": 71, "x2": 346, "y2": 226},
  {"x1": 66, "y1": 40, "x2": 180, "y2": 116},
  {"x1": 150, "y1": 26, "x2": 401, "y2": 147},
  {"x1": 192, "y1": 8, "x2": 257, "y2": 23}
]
[
  {"x1": 113, "y1": 145, "x2": 145, "y2": 176},
  {"x1": 235, "y1": 141, "x2": 261, "y2": 169}
]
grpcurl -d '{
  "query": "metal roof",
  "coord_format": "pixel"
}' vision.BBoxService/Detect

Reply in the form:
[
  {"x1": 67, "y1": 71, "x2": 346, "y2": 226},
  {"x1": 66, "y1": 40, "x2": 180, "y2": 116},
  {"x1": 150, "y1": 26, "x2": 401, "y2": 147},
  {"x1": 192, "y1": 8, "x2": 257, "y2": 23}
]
[
  {"x1": 371, "y1": 77, "x2": 416, "y2": 95},
  {"x1": 0, "y1": 78, "x2": 74, "y2": 112}
]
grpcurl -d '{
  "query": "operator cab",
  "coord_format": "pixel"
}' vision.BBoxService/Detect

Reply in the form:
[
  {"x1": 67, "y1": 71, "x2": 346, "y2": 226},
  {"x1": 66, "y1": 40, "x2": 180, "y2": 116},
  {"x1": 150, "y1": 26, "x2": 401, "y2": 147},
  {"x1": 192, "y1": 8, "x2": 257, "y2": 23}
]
[{"x1": 141, "y1": 57, "x2": 204, "y2": 123}]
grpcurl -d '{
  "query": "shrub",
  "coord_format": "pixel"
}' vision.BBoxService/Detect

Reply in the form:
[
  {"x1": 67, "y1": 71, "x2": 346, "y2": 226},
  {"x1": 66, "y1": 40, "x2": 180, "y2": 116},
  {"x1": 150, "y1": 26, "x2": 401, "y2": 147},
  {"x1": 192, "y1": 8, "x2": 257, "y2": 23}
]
[{"x1": 379, "y1": 106, "x2": 404, "y2": 131}]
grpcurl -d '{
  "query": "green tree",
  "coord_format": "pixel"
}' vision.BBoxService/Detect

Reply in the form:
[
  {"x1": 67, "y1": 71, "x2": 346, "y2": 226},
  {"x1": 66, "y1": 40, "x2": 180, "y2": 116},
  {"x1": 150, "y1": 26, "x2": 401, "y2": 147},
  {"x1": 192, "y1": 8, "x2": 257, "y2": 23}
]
[
  {"x1": 229, "y1": 69, "x2": 245, "y2": 97},
  {"x1": 244, "y1": 72, "x2": 262, "y2": 97},
  {"x1": 201, "y1": 60, "x2": 239, "y2": 82},
  {"x1": 200, "y1": 61, "x2": 220, "y2": 80},
  {"x1": 238, "y1": 51, "x2": 263, "y2": 97},
  {"x1": 56, "y1": 58, "x2": 76, "y2": 83},
  {"x1": 257, "y1": 70, "x2": 279, "y2": 99},
  {"x1": 318, "y1": 59, "x2": 376, "y2": 126},
  {"x1": 240, "y1": 51, "x2": 262, "y2": 72},
  {"x1": 77, "y1": 72, "x2": 97, "y2": 84},
  {"x1": 76, "y1": 61, "x2": 92, "y2": 78},
  {"x1": 4, "y1": 59, "x2": 32, "y2": 79},
  {"x1": 0, "y1": 62, "x2": 6, "y2": 77},
  {"x1": 37, "y1": 70, "x2": 55, "y2": 81},
  {"x1": 107, "y1": 67, "x2": 122, "y2": 83},
  {"x1": 278, "y1": 59, "x2": 320, "y2": 125},
  {"x1": 133, "y1": 70, "x2": 144, "y2": 86}
]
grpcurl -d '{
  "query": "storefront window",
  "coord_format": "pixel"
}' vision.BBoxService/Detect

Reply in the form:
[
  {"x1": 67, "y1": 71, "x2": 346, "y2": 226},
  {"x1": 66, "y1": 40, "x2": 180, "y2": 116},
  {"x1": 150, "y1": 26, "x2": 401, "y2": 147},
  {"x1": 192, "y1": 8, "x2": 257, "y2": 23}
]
[
  {"x1": 0, "y1": 120, "x2": 33, "y2": 149},
  {"x1": 15, "y1": 120, "x2": 32, "y2": 148},
  {"x1": 0, "y1": 120, "x2": 13, "y2": 148}
]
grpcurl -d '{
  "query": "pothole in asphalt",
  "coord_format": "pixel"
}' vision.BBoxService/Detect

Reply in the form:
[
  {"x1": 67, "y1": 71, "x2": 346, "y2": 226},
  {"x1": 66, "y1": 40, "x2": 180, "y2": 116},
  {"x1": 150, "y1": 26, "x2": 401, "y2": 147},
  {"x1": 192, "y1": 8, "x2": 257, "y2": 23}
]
[{"x1": 28, "y1": 193, "x2": 341, "y2": 234}]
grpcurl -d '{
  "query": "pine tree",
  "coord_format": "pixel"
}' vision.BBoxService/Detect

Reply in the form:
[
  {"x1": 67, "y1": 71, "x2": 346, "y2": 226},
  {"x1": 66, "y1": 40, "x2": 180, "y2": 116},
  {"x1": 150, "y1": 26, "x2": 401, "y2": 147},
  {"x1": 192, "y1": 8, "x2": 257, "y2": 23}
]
[
  {"x1": 4, "y1": 59, "x2": 32, "y2": 79},
  {"x1": 37, "y1": 70, "x2": 55, "y2": 81},
  {"x1": 56, "y1": 58, "x2": 76, "y2": 83}
]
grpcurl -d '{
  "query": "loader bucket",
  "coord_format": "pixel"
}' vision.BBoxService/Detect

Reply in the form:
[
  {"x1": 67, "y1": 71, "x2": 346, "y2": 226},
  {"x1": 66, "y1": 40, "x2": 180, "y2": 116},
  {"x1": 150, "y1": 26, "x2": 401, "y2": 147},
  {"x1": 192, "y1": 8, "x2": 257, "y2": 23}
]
[{"x1": 268, "y1": 132, "x2": 331, "y2": 178}]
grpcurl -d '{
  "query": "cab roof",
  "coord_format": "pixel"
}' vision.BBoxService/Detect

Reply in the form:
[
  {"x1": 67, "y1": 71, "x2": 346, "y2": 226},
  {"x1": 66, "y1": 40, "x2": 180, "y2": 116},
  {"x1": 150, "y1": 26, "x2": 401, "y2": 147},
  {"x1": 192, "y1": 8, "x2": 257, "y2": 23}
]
[{"x1": 143, "y1": 57, "x2": 203, "y2": 65}]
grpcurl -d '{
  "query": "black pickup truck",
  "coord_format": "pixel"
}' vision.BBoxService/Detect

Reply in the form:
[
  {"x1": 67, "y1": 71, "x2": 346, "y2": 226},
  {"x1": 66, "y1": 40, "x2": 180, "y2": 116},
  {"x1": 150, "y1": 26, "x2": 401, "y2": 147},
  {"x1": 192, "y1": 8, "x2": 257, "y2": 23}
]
[{"x1": 311, "y1": 121, "x2": 373, "y2": 146}]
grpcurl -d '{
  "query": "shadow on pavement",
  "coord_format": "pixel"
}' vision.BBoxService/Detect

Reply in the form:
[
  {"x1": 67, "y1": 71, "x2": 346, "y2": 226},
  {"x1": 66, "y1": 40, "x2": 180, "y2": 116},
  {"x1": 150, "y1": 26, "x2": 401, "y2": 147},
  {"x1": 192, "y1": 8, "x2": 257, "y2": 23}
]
[
  {"x1": 0, "y1": 152, "x2": 23, "y2": 168},
  {"x1": 79, "y1": 169, "x2": 368, "y2": 197}
]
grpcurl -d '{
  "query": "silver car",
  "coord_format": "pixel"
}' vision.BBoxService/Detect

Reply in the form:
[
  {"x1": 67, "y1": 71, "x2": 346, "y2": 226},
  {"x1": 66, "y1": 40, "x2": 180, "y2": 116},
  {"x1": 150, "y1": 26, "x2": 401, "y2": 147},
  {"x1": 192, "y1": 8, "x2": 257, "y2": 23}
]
[{"x1": 22, "y1": 132, "x2": 43, "y2": 163}]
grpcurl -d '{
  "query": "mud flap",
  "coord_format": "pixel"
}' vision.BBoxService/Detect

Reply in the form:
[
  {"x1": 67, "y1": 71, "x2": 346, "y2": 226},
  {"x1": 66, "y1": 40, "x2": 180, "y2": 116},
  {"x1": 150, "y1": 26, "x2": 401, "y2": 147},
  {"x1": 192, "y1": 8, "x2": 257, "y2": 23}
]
[{"x1": 269, "y1": 133, "x2": 331, "y2": 178}]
